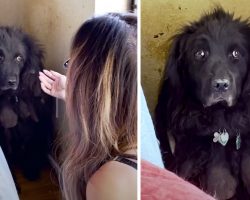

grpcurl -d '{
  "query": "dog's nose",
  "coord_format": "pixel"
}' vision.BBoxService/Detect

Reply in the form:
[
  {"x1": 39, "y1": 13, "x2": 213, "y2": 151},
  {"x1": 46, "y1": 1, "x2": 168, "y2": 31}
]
[
  {"x1": 213, "y1": 79, "x2": 230, "y2": 92},
  {"x1": 8, "y1": 76, "x2": 17, "y2": 86}
]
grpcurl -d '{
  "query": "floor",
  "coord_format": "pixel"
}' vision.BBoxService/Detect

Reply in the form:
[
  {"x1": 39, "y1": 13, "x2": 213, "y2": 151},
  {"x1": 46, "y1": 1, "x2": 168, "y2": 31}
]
[{"x1": 15, "y1": 167, "x2": 60, "y2": 200}]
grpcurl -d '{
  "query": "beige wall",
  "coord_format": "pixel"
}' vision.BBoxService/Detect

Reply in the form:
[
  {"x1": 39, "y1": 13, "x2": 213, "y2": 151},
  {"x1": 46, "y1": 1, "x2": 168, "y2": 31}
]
[
  {"x1": 20, "y1": 0, "x2": 95, "y2": 74},
  {"x1": 18, "y1": 0, "x2": 95, "y2": 128},
  {"x1": 141, "y1": 0, "x2": 250, "y2": 115},
  {"x1": 0, "y1": 0, "x2": 23, "y2": 26}
]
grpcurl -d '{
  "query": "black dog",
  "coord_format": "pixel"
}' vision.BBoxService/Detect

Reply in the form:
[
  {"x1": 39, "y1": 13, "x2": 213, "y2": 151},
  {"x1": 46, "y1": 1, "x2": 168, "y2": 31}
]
[
  {"x1": 0, "y1": 27, "x2": 54, "y2": 184},
  {"x1": 155, "y1": 8, "x2": 250, "y2": 200}
]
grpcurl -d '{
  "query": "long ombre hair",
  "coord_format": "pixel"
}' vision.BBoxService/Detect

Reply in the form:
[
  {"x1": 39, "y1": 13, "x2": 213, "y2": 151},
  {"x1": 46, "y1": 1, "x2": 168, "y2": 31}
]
[{"x1": 59, "y1": 13, "x2": 137, "y2": 200}]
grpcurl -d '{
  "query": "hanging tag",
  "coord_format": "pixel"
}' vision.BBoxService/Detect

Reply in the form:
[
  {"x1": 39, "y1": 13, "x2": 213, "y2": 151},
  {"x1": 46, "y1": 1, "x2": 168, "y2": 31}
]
[
  {"x1": 15, "y1": 96, "x2": 19, "y2": 103},
  {"x1": 236, "y1": 133, "x2": 241, "y2": 150},
  {"x1": 213, "y1": 132, "x2": 220, "y2": 143},
  {"x1": 213, "y1": 129, "x2": 229, "y2": 146},
  {"x1": 218, "y1": 129, "x2": 229, "y2": 146}
]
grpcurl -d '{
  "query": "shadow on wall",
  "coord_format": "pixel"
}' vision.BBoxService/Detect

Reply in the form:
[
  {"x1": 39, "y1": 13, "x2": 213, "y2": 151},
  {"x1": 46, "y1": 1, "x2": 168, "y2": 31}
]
[{"x1": 141, "y1": 0, "x2": 250, "y2": 115}]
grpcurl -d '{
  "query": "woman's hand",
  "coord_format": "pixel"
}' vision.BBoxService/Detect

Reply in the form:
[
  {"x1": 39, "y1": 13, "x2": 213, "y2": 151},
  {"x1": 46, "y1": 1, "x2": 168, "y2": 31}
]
[{"x1": 39, "y1": 70, "x2": 66, "y2": 100}]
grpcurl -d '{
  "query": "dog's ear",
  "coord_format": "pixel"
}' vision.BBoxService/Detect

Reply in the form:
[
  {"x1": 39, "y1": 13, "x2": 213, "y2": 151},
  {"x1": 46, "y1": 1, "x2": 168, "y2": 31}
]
[
  {"x1": 164, "y1": 34, "x2": 187, "y2": 89},
  {"x1": 242, "y1": 71, "x2": 250, "y2": 96},
  {"x1": 154, "y1": 34, "x2": 188, "y2": 167},
  {"x1": 156, "y1": 33, "x2": 188, "y2": 118},
  {"x1": 21, "y1": 35, "x2": 44, "y2": 97},
  {"x1": 241, "y1": 26, "x2": 250, "y2": 97}
]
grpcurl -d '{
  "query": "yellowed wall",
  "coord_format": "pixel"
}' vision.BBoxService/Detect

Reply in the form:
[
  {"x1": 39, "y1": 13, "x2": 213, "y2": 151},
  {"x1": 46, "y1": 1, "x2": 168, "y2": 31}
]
[{"x1": 141, "y1": 0, "x2": 250, "y2": 114}]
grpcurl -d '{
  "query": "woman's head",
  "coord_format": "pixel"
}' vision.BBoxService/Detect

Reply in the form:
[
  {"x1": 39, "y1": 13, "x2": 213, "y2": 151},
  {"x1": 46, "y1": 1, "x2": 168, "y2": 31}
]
[{"x1": 60, "y1": 13, "x2": 137, "y2": 199}]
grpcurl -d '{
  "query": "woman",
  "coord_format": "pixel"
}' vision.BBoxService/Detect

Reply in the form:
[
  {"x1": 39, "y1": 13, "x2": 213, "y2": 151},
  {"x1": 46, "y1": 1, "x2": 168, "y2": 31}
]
[{"x1": 39, "y1": 13, "x2": 137, "y2": 200}]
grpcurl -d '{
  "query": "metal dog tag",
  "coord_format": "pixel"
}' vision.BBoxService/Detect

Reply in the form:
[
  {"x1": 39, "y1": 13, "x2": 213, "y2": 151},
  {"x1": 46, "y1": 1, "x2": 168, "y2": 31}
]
[
  {"x1": 219, "y1": 130, "x2": 229, "y2": 146},
  {"x1": 213, "y1": 129, "x2": 229, "y2": 146},
  {"x1": 213, "y1": 132, "x2": 220, "y2": 143},
  {"x1": 236, "y1": 133, "x2": 241, "y2": 150}
]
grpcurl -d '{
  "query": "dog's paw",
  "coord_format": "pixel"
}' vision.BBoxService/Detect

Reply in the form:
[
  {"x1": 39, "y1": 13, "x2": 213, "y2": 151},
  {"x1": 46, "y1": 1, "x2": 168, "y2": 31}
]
[{"x1": 207, "y1": 166, "x2": 237, "y2": 200}]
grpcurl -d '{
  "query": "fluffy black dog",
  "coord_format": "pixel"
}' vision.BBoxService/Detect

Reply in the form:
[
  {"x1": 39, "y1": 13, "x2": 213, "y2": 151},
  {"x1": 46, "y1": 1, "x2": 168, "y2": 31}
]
[
  {"x1": 155, "y1": 8, "x2": 250, "y2": 200},
  {"x1": 0, "y1": 27, "x2": 54, "y2": 183}
]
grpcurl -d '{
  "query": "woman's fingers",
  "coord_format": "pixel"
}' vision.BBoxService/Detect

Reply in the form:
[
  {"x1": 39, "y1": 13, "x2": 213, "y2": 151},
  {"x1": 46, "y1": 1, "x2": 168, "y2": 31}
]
[
  {"x1": 39, "y1": 72, "x2": 54, "y2": 84},
  {"x1": 42, "y1": 70, "x2": 57, "y2": 81},
  {"x1": 50, "y1": 70, "x2": 65, "y2": 79},
  {"x1": 50, "y1": 71, "x2": 67, "y2": 89},
  {"x1": 39, "y1": 74, "x2": 52, "y2": 90},
  {"x1": 39, "y1": 69, "x2": 66, "y2": 99},
  {"x1": 41, "y1": 83, "x2": 51, "y2": 95}
]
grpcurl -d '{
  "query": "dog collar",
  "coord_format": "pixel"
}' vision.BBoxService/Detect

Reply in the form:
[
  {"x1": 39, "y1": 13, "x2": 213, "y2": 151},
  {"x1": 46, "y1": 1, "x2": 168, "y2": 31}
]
[{"x1": 213, "y1": 129, "x2": 241, "y2": 150}]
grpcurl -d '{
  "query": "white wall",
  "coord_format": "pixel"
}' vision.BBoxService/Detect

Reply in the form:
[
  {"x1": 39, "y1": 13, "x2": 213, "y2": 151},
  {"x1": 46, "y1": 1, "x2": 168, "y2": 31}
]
[{"x1": 95, "y1": 0, "x2": 130, "y2": 15}]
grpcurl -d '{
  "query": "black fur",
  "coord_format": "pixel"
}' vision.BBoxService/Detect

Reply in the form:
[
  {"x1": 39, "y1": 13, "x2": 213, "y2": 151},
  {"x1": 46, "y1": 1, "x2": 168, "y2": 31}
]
[
  {"x1": 0, "y1": 27, "x2": 54, "y2": 186},
  {"x1": 155, "y1": 8, "x2": 250, "y2": 200}
]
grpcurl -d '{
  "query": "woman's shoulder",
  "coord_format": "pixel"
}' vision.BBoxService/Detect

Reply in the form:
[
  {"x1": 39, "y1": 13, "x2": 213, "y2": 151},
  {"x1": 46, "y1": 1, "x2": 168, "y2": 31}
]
[{"x1": 86, "y1": 160, "x2": 137, "y2": 200}]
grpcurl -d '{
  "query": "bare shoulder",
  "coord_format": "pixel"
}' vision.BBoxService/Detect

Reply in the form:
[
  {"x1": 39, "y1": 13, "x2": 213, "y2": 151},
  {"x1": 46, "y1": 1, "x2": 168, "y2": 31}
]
[{"x1": 86, "y1": 160, "x2": 137, "y2": 200}]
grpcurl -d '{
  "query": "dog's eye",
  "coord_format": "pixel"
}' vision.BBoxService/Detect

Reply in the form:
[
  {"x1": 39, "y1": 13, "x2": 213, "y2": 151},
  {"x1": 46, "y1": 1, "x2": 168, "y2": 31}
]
[
  {"x1": 231, "y1": 50, "x2": 241, "y2": 59},
  {"x1": 15, "y1": 55, "x2": 23, "y2": 62},
  {"x1": 194, "y1": 50, "x2": 208, "y2": 60}
]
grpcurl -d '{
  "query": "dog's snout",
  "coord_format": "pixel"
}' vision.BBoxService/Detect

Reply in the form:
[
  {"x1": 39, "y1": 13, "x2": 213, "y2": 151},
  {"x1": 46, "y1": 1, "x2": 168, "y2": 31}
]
[
  {"x1": 8, "y1": 76, "x2": 17, "y2": 86},
  {"x1": 213, "y1": 79, "x2": 230, "y2": 92}
]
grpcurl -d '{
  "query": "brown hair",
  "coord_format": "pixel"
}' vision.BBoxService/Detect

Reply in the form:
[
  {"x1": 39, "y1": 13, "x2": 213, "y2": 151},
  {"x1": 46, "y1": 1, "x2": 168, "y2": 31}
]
[{"x1": 59, "y1": 13, "x2": 137, "y2": 200}]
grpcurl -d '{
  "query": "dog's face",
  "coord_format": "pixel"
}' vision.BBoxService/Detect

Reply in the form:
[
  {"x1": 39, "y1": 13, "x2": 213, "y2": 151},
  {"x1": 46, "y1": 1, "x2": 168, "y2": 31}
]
[
  {"x1": 186, "y1": 24, "x2": 248, "y2": 107},
  {"x1": 170, "y1": 9, "x2": 250, "y2": 107},
  {"x1": 0, "y1": 29, "x2": 28, "y2": 91}
]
